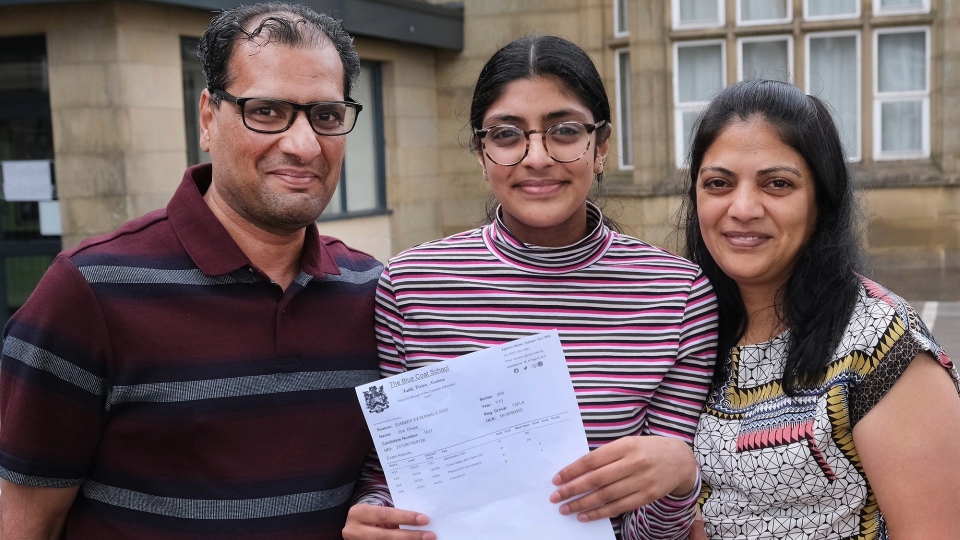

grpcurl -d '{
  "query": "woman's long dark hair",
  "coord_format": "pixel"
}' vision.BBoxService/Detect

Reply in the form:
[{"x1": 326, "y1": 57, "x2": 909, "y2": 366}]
[
  {"x1": 681, "y1": 79, "x2": 865, "y2": 395},
  {"x1": 470, "y1": 35, "x2": 621, "y2": 232}
]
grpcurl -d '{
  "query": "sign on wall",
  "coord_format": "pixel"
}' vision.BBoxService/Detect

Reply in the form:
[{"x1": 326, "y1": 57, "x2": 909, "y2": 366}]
[{"x1": 0, "y1": 160, "x2": 54, "y2": 202}]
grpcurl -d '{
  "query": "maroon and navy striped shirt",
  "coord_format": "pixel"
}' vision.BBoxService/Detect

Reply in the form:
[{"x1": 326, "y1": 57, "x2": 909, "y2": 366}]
[
  {"x1": 0, "y1": 164, "x2": 383, "y2": 539},
  {"x1": 354, "y1": 204, "x2": 719, "y2": 540}
]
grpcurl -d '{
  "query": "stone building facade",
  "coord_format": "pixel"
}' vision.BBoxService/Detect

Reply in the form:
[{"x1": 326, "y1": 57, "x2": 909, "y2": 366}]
[
  {"x1": 434, "y1": 0, "x2": 960, "y2": 301},
  {"x1": 0, "y1": 0, "x2": 956, "y2": 327},
  {"x1": 0, "y1": 0, "x2": 462, "y2": 324}
]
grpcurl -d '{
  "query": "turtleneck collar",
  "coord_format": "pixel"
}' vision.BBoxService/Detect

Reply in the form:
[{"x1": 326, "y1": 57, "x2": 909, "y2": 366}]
[{"x1": 481, "y1": 201, "x2": 614, "y2": 274}]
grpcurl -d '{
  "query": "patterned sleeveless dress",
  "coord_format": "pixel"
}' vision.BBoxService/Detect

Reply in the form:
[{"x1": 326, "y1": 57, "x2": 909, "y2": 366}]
[{"x1": 694, "y1": 277, "x2": 959, "y2": 539}]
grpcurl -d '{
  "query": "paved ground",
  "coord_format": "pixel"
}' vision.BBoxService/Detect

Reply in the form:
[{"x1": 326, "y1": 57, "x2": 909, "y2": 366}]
[
  {"x1": 872, "y1": 266, "x2": 959, "y2": 355},
  {"x1": 915, "y1": 301, "x2": 960, "y2": 357},
  {"x1": 871, "y1": 268, "x2": 960, "y2": 303}
]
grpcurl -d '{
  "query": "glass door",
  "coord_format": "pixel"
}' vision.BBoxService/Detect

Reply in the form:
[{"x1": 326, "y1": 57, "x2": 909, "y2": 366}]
[{"x1": 0, "y1": 35, "x2": 61, "y2": 327}]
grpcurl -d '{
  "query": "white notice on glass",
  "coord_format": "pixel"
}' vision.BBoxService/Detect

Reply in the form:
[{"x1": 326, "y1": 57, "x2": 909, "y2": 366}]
[
  {"x1": 38, "y1": 201, "x2": 62, "y2": 236},
  {"x1": 356, "y1": 331, "x2": 615, "y2": 540},
  {"x1": 1, "y1": 160, "x2": 53, "y2": 201}
]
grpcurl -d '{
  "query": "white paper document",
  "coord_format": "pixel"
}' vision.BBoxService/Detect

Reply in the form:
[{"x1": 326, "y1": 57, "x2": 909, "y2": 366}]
[
  {"x1": 38, "y1": 201, "x2": 61, "y2": 236},
  {"x1": 1, "y1": 160, "x2": 53, "y2": 201},
  {"x1": 356, "y1": 331, "x2": 615, "y2": 540}
]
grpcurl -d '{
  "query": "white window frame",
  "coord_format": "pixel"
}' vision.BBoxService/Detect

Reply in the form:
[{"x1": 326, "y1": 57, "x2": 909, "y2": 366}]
[
  {"x1": 873, "y1": 0, "x2": 930, "y2": 17},
  {"x1": 805, "y1": 30, "x2": 862, "y2": 161},
  {"x1": 672, "y1": 0, "x2": 725, "y2": 30},
  {"x1": 872, "y1": 26, "x2": 931, "y2": 161},
  {"x1": 803, "y1": 0, "x2": 860, "y2": 21},
  {"x1": 737, "y1": 34, "x2": 794, "y2": 82},
  {"x1": 322, "y1": 60, "x2": 388, "y2": 218},
  {"x1": 673, "y1": 39, "x2": 727, "y2": 168},
  {"x1": 736, "y1": 0, "x2": 792, "y2": 27},
  {"x1": 614, "y1": 48, "x2": 634, "y2": 170},
  {"x1": 614, "y1": 0, "x2": 629, "y2": 37}
]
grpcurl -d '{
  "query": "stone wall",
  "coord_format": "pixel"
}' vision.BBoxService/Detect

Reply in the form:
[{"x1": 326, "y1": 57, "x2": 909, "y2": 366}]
[
  {"x1": 3, "y1": 0, "x2": 957, "y2": 298},
  {"x1": 431, "y1": 0, "x2": 960, "y2": 300},
  {"x1": 0, "y1": 1, "x2": 209, "y2": 248},
  {"x1": 0, "y1": 1, "x2": 453, "y2": 257},
  {"x1": 353, "y1": 37, "x2": 446, "y2": 254}
]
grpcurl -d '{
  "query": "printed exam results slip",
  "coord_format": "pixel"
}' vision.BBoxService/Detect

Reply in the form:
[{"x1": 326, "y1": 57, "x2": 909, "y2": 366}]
[{"x1": 355, "y1": 330, "x2": 615, "y2": 540}]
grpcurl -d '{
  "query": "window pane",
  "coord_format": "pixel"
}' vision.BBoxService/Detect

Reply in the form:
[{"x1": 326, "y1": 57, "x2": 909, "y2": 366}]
[
  {"x1": 807, "y1": 0, "x2": 857, "y2": 17},
  {"x1": 343, "y1": 63, "x2": 378, "y2": 212},
  {"x1": 679, "y1": 0, "x2": 719, "y2": 24},
  {"x1": 742, "y1": 40, "x2": 790, "y2": 81},
  {"x1": 741, "y1": 0, "x2": 787, "y2": 21},
  {"x1": 677, "y1": 44, "x2": 723, "y2": 103},
  {"x1": 617, "y1": 51, "x2": 634, "y2": 167},
  {"x1": 0, "y1": 58, "x2": 46, "y2": 93},
  {"x1": 0, "y1": 36, "x2": 54, "y2": 163},
  {"x1": 878, "y1": 32, "x2": 926, "y2": 93},
  {"x1": 879, "y1": 0, "x2": 924, "y2": 9},
  {"x1": 180, "y1": 37, "x2": 210, "y2": 167},
  {"x1": 881, "y1": 101, "x2": 923, "y2": 153},
  {"x1": 0, "y1": 36, "x2": 60, "y2": 327},
  {"x1": 809, "y1": 35, "x2": 858, "y2": 158},
  {"x1": 616, "y1": 0, "x2": 629, "y2": 33},
  {"x1": 326, "y1": 182, "x2": 342, "y2": 214},
  {"x1": 5, "y1": 255, "x2": 54, "y2": 311}
]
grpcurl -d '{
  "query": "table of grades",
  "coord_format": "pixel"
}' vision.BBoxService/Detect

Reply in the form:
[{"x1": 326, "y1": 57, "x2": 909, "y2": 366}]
[{"x1": 356, "y1": 331, "x2": 616, "y2": 540}]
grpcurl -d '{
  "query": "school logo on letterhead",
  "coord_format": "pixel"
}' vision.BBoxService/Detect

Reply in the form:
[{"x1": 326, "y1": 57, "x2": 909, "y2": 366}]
[{"x1": 363, "y1": 385, "x2": 389, "y2": 414}]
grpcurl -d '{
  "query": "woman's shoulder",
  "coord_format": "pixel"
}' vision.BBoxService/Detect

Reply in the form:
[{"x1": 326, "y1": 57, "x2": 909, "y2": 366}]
[
  {"x1": 832, "y1": 276, "x2": 952, "y2": 373},
  {"x1": 862, "y1": 276, "x2": 952, "y2": 361},
  {"x1": 836, "y1": 277, "x2": 924, "y2": 354},
  {"x1": 852, "y1": 277, "x2": 940, "y2": 348},
  {"x1": 839, "y1": 276, "x2": 958, "y2": 425}
]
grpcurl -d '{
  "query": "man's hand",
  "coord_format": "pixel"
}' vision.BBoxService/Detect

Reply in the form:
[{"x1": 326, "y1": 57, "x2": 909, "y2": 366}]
[
  {"x1": 0, "y1": 480, "x2": 78, "y2": 539},
  {"x1": 342, "y1": 503, "x2": 436, "y2": 540}
]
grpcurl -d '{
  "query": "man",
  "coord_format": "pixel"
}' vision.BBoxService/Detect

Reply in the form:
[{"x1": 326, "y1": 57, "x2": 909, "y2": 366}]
[{"x1": 0, "y1": 4, "x2": 382, "y2": 538}]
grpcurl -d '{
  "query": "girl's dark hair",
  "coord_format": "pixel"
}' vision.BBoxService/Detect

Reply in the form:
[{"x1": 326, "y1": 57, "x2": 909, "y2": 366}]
[
  {"x1": 469, "y1": 35, "x2": 620, "y2": 231},
  {"x1": 681, "y1": 79, "x2": 865, "y2": 395}
]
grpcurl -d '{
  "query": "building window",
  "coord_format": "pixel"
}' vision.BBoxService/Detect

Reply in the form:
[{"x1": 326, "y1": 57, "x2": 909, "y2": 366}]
[
  {"x1": 737, "y1": 0, "x2": 791, "y2": 26},
  {"x1": 672, "y1": 2, "x2": 931, "y2": 168},
  {"x1": 804, "y1": 0, "x2": 859, "y2": 20},
  {"x1": 874, "y1": 0, "x2": 930, "y2": 17},
  {"x1": 673, "y1": 0, "x2": 724, "y2": 29},
  {"x1": 873, "y1": 27, "x2": 930, "y2": 160},
  {"x1": 180, "y1": 37, "x2": 209, "y2": 167},
  {"x1": 0, "y1": 35, "x2": 62, "y2": 327},
  {"x1": 806, "y1": 31, "x2": 861, "y2": 160},
  {"x1": 614, "y1": 48, "x2": 634, "y2": 169},
  {"x1": 673, "y1": 40, "x2": 726, "y2": 167},
  {"x1": 614, "y1": 0, "x2": 629, "y2": 37},
  {"x1": 322, "y1": 61, "x2": 387, "y2": 219},
  {"x1": 738, "y1": 35, "x2": 792, "y2": 82}
]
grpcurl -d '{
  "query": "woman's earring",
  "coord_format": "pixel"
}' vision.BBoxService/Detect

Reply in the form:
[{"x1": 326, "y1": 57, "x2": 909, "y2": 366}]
[{"x1": 482, "y1": 168, "x2": 489, "y2": 180}]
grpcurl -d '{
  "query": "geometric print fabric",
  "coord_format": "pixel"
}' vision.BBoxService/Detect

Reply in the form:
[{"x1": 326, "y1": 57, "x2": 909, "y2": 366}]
[{"x1": 695, "y1": 278, "x2": 959, "y2": 539}]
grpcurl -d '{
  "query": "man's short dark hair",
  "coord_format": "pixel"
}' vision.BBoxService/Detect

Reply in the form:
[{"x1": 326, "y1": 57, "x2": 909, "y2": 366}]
[{"x1": 198, "y1": 2, "x2": 360, "y2": 102}]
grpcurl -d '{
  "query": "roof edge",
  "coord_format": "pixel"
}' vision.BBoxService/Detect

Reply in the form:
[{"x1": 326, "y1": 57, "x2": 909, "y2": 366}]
[{"x1": 0, "y1": 0, "x2": 465, "y2": 51}]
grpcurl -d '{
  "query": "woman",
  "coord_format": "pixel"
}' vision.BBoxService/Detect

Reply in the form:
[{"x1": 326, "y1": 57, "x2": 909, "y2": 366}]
[
  {"x1": 343, "y1": 36, "x2": 718, "y2": 540},
  {"x1": 682, "y1": 79, "x2": 960, "y2": 539}
]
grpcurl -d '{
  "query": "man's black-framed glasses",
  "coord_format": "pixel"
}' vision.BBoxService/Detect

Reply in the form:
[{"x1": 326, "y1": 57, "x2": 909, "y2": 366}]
[
  {"x1": 211, "y1": 89, "x2": 362, "y2": 136},
  {"x1": 474, "y1": 120, "x2": 607, "y2": 166}
]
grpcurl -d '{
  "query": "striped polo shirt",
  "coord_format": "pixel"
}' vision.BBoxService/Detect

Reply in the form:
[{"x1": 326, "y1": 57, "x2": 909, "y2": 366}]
[
  {"x1": 354, "y1": 204, "x2": 718, "y2": 540},
  {"x1": 0, "y1": 164, "x2": 383, "y2": 539}
]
